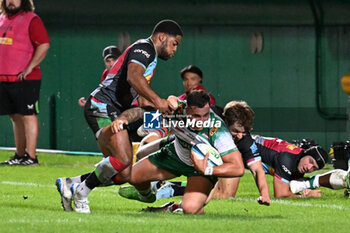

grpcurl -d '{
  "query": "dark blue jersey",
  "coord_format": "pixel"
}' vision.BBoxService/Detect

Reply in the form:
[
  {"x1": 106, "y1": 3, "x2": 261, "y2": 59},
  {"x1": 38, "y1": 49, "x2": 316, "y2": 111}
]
[{"x1": 91, "y1": 37, "x2": 157, "y2": 111}]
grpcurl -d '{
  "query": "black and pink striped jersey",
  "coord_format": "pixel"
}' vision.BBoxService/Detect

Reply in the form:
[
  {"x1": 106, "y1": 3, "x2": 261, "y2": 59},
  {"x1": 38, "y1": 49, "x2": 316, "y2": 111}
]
[
  {"x1": 91, "y1": 37, "x2": 157, "y2": 111},
  {"x1": 237, "y1": 133, "x2": 305, "y2": 183}
]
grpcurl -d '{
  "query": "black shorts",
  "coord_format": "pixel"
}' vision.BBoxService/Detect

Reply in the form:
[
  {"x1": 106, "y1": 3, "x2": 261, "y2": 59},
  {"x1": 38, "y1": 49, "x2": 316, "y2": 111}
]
[
  {"x1": 0, "y1": 80, "x2": 41, "y2": 115},
  {"x1": 84, "y1": 96, "x2": 121, "y2": 138},
  {"x1": 84, "y1": 96, "x2": 143, "y2": 141}
]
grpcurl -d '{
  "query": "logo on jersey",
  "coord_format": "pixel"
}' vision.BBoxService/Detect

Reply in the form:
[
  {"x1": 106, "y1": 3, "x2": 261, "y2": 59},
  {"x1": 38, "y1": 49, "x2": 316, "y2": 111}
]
[
  {"x1": 209, "y1": 127, "x2": 218, "y2": 136},
  {"x1": 282, "y1": 164, "x2": 291, "y2": 175},
  {"x1": 286, "y1": 144, "x2": 298, "y2": 150},
  {"x1": 143, "y1": 111, "x2": 161, "y2": 129},
  {"x1": 134, "y1": 49, "x2": 150, "y2": 58},
  {"x1": 250, "y1": 142, "x2": 258, "y2": 154},
  {"x1": 27, "y1": 104, "x2": 34, "y2": 110}
]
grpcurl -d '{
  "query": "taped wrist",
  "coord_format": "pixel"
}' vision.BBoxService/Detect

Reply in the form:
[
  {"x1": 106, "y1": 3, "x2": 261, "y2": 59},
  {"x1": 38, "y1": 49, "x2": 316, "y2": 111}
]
[{"x1": 204, "y1": 166, "x2": 213, "y2": 176}]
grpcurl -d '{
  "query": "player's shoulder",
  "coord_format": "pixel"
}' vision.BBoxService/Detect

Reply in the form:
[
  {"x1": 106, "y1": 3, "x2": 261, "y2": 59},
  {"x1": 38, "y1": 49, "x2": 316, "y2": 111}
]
[
  {"x1": 277, "y1": 150, "x2": 301, "y2": 171},
  {"x1": 209, "y1": 111, "x2": 228, "y2": 133},
  {"x1": 130, "y1": 38, "x2": 156, "y2": 56}
]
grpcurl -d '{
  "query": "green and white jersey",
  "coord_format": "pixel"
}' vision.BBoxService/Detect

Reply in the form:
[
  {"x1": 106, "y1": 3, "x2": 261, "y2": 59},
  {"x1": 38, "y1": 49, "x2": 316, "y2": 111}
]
[{"x1": 164, "y1": 100, "x2": 238, "y2": 166}]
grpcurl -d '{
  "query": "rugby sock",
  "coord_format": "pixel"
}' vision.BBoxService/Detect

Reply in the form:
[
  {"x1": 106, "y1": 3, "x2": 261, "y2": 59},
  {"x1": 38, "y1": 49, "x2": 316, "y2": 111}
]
[
  {"x1": 329, "y1": 169, "x2": 348, "y2": 189},
  {"x1": 94, "y1": 156, "x2": 127, "y2": 183},
  {"x1": 67, "y1": 173, "x2": 91, "y2": 185},
  {"x1": 112, "y1": 174, "x2": 126, "y2": 185},
  {"x1": 172, "y1": 185, "x2": 186, "y2": 196},
  {"x1": 308, "y1": 175, "x2": 320, "y2": 189},
  {"x1": 80, "y1": 173, "x2": 91, "y2": 182}
]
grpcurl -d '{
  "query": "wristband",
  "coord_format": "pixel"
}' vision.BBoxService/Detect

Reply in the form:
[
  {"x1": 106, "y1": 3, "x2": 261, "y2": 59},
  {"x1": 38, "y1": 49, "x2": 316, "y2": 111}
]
[{"x1": 204, "y1": 166, "x2": 213, "y2": 176}]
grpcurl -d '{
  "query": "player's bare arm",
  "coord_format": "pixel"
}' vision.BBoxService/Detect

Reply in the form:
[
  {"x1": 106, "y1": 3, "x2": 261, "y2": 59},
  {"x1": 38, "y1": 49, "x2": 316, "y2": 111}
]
[
  {"x1": 248, "y1": 162, "x2": 270, "y2": 205},
  {"x1": 273, "y1": 176, "x2": 321, "y2": 198},
  {"x1": 18, "y1": 42, "x2": 50, "y2": 80},
  {"x1": 111, "y1": 107, "x2": 145, "y2": 133},
  {"x1": 127, "y1": 62, "x2": 171, "y2": 114},
  {"x1": 191, "y1": 150, "x2": 244, "y2": 178}
]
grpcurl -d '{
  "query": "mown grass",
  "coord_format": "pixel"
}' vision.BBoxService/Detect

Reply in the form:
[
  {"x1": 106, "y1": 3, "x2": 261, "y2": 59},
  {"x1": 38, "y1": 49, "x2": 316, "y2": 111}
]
[{"x1": 0, "y1": 150, "x2": 349, "y2": 233}]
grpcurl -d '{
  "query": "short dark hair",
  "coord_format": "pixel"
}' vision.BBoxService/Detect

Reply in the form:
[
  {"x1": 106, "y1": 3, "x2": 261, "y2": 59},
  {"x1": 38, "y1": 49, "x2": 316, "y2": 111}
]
[
  {"x1": 152, "y1": 19, "x2": 183, "y2": 37},
  {"x1": 0, "y1": 0, "x2": 35, "y2": 13},
  {"x1": 223, "y1": 101, "x2": 255, "y2": 132},
  {"x1": 187, "y1": 90, "x2": 210, "y2": 108},
  {"x1": 180, "y1": 65, "x2": 203, "y2": 81}
]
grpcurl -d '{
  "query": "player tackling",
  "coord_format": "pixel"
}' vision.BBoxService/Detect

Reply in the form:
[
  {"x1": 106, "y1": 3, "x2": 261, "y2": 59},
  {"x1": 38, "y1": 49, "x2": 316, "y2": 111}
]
[
  {"x1": 55, "y1": 19, "x2": 183, "y2": 213},
  {"x1": 118, "y1": 90, "x2": 244, "y2": 214}
]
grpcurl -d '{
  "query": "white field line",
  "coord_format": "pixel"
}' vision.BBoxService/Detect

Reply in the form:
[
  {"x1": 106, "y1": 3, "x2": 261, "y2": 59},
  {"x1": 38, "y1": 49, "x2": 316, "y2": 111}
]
[
  {"x1": 1, "y1": 181, "x2": 349, "y2": 211},
  {"x1": 230, "y1": 197, "x2": 350, "y2": 210}
]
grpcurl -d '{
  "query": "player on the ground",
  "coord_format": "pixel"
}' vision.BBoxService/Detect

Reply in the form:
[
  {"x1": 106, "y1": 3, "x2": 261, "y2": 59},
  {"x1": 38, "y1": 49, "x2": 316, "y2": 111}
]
[
  {"x1": 142, "y1": 100, "x2": 329, "y2": 213},
  {"x1": 55, "y1": 19, "x2": 183, "y2": 213},
  {"x1": 212, "y1": 101, "x2": 328, "y2": 199},
  {"x1": 118, "y1": 90, "x2": 244, "y2": 214}
]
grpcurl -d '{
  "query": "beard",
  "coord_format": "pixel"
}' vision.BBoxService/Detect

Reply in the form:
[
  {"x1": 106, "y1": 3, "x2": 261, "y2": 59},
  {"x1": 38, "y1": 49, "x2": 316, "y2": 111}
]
[
  {"x1": 5, "y1": 5, "x2": 21, "y2": 15},
  {"x1": 158, "y1": 40, "x2": 171, "y2": 61}
]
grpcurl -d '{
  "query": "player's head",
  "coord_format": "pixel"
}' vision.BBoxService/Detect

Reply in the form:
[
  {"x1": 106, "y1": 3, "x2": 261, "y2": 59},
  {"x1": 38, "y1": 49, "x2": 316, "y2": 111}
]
[
  {"x1": 186, "y1": 90, "x2": 210, "y2": 131},
  {"x1": 1, "y1": 0, "x2": 34, "y2": 15},
  {"x1": 180, "y1": 65, "x2": 203, "y2": 93},
  {"x1": 102, "y1": 45, "x2": 121, "y2": 71},
  {"x1": 223, "y1": 100, "x2": 254, "y2": 142},
  {"x1": 152, "y1": 19, "x2": 183, "y2": 61},
  {"x1": 298, "y1": 146, "x2": 328, "y2": 173}
]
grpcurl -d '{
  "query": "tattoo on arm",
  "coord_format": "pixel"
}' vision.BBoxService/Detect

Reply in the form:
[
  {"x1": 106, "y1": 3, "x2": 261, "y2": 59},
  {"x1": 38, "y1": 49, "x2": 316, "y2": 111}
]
[{"x1": 120, "y1": 107, "x2": 145, "y2": 123}]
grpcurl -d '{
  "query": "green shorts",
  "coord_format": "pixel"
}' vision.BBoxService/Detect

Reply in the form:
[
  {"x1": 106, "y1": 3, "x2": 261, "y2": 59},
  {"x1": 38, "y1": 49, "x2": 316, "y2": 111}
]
[{"x1": 148, "y1": 142, "x2": 217, "y2": 184}]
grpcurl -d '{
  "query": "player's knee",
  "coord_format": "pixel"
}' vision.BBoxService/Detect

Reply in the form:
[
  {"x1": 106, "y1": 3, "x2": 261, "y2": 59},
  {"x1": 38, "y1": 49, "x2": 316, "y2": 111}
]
[{"x1": 181, "y1": 201, "x2": 203, "y2": 214}]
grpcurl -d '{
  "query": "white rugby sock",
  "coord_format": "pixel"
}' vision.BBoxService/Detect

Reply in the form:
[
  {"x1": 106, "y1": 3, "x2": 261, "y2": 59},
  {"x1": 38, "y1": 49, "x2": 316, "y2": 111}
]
[{"x1": 329, "y1": 169, "x2": 348, "y2": 189}]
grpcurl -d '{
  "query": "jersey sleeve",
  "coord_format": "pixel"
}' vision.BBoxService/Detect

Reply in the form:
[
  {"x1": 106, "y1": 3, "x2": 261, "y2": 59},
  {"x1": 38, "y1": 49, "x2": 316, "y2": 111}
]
[
  {"x1": 236, "y1": 133, "x2": 261, "y2": 166},
  {"x1": 128, "y1": 43, "x2": 155, "y2": 69},
  {"x1": 212, "y1": 125, "x2": 238, "y2": 156},
  {"x1": 29, "y1": 16, "x2": 50, "y2": 47}
]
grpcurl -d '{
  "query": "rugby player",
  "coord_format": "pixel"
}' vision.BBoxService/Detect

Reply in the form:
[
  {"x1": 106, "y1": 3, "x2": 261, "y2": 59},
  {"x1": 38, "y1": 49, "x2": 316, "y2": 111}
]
[
  {"x1": 118, "y1": 90, "x2": 245, "y2": 214},
  {"x1": 78, "y1": 45, "x2": 122, "y2": 107},
  {"x1": 55, "y1": 19, "x2": 183, "y2": 213},
  {"x1": 141, "y1": 101, "x2": 329, "y2": 213},
  {"x1": 213, "y1": 101, "x2": 328, "y2": 199}
]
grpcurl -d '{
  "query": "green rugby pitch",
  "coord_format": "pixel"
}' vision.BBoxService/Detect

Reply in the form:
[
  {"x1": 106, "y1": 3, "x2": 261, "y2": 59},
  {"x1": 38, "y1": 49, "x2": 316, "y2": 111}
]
[{"x1": 0, "y1": 150, "x2": 349, "y2": 233}]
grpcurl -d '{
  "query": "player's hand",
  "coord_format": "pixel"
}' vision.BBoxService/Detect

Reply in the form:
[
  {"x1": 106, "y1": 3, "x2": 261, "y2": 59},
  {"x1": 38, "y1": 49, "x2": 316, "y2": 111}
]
[
  {"x1": 167, "y1": 95, "x2": 178, "y2": 111},
  {"x1": 154, "y1": 98, "x2": 173, "y2": 115},
  {"x1": 78, "y1": 97, "x2": 86, "y2": 107},
  {"x1": 18, "y1": 67, "x2": 33, "y2": 81},
  {"x1": 302, "y1": 189, "x2": 322, "y2": 198},
  {"x1": 190, "y1": 151, "x2": 209, "y2": 174},
  {"x1": 257, "y1": 195, "x2": 270, "y2": 206},
  {"x1": 111, "y1": 117, "x2": 128, "y2": 134}
]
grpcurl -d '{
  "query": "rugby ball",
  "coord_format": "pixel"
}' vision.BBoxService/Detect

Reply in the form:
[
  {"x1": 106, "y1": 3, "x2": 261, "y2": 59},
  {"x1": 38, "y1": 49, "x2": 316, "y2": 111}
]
[{"x1": 191, "y1": 143, "x2": 223, "y2": 167}]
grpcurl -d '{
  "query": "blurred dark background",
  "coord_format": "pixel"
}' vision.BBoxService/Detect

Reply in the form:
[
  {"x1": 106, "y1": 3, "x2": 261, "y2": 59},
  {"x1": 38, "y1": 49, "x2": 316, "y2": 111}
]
[{"x1": 1, "y1": 0, "x2": 350, "y2": 152}]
